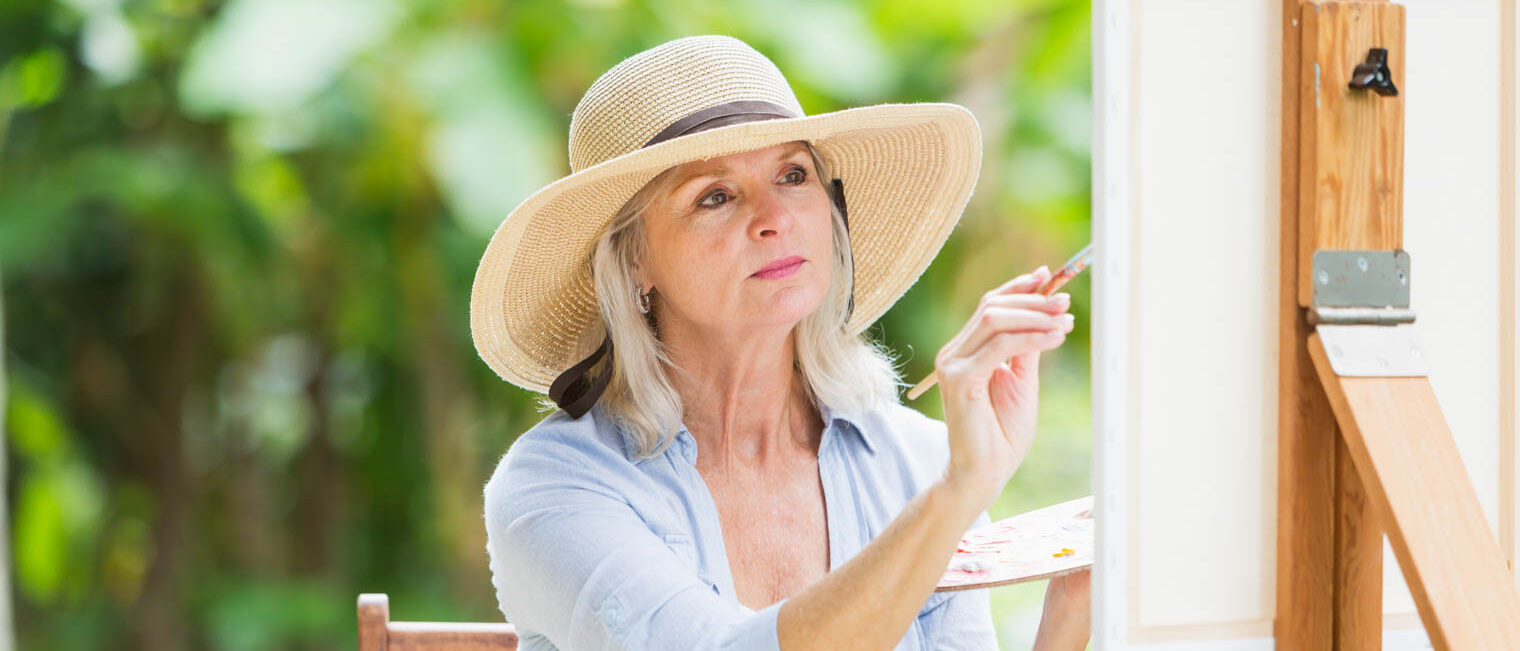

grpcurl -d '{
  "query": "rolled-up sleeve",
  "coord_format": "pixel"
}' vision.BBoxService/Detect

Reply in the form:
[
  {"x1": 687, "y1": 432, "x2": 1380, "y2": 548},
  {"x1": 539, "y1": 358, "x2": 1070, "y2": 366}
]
[{"x1": 484, "y1": 433, "x2": 782, "y2": 651}]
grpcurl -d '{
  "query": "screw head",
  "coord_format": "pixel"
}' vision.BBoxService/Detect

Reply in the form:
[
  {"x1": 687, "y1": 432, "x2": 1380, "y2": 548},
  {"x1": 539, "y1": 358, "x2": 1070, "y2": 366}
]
[
  {"x1": 1318, "y1": 270, "x2": 1330, "y2": 285},
  {"x1": 1357, "y1": 257, "x2": 1369, "y2": 271}
]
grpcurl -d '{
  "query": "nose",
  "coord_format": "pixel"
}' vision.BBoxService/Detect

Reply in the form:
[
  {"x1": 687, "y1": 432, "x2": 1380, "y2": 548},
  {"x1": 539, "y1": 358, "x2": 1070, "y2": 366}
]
[{"x1": 748, "y1": 186, "x2": 795, "y2": 239}]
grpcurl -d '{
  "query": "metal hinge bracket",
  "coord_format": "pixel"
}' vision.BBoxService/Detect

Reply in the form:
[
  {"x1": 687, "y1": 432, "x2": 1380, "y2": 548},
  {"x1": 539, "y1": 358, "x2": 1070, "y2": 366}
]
[{"x1": 1309, "y1": 250, "x2": 1427, "y2": 377}]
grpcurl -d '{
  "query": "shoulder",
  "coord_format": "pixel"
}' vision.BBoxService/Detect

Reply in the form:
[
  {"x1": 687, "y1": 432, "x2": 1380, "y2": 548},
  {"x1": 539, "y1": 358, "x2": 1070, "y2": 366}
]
[
  {"x1": 847, "y1": 401, "x2": 953, "y2": 494},
  {"x1": 483, "y1": 407, "x2": 641, "y2": 519},
  {"x1": 863, "y1": 400, "x2": 951, "y2": 461}
]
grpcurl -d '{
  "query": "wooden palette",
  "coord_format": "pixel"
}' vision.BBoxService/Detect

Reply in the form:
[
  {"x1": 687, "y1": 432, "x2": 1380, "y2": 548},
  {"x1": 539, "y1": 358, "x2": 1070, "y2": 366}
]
[{"x1": 936, "y1": 495, "x2": 1094, "y2": 592}]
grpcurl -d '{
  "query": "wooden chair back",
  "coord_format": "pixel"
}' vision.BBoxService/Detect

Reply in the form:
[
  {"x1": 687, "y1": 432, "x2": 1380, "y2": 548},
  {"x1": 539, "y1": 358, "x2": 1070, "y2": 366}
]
[{"x1": 357, "y1": 593, "x2": 519, "y2": 651}]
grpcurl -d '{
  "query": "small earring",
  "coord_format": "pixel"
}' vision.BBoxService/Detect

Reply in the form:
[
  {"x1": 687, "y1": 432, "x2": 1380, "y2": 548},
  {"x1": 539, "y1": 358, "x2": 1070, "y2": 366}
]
[{"x1": 636, "y1": 286, "x2": 651, "y2": 314}]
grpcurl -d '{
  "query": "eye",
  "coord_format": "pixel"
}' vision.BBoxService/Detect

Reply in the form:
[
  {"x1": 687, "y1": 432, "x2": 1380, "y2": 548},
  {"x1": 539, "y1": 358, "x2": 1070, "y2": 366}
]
[
  {"x1": 781, "y1": 165, "x2": 809, "y2": 185},
  {"x1": 697, "y1": 188, "x2": 733, "y2": 209}
]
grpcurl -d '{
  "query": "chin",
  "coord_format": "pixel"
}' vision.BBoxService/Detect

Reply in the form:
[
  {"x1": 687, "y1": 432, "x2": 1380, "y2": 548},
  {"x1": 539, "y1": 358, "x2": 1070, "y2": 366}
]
[{"x1": 751, "y1": 285, "x2": 827, "y2": 328}]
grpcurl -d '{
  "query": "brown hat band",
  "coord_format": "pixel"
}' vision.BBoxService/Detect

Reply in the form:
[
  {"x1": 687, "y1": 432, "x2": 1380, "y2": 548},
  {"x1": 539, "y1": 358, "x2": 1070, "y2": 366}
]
[{"x1": 644, "y1": 100, "x2": 798, "y2": 147}]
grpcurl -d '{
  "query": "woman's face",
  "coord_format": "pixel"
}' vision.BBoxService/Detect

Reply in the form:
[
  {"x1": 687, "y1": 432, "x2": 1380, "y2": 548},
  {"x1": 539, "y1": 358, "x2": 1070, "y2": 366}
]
[{"x1": 639, "y1": 141, "x2": 835, "y2": 341}]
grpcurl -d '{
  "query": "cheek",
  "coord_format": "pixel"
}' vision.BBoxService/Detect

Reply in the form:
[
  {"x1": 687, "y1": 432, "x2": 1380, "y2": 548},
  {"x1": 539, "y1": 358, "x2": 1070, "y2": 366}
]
[
  {"x1": 649, "y1": 230, "x2": 736, "y2": 302},
  {"x1": 808, "y1": 214, "x2": 837, "y2": 270}
]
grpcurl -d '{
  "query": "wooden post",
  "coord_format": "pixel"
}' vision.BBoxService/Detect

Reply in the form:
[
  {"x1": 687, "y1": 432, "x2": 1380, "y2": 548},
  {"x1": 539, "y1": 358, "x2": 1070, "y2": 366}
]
[
  {"x1": 358, "y1": 593, "x2": 390, "y2": 651},
  {"x1": 1281, "y1": 2, "x2": 1520, "y2": 648},
  {"x1": 1277, "y1": 0, "x2": 1336, "y2": 647},
  {"x1": 1279, "y1": 1, "x2": 1399, "y2": 648},
  {"x1": 1333, "y1": 436, "x2": 1382, "y2": 648},
  {"x1": 1301, "y1": 5, "x2": 1402, "y2": 648}
]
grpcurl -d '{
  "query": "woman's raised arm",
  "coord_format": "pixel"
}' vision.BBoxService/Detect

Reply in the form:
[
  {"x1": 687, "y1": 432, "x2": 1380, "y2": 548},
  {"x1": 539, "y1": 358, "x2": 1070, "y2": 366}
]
[{"x1": 776, "y1": 266, "x2": 1075, "y2": 650}]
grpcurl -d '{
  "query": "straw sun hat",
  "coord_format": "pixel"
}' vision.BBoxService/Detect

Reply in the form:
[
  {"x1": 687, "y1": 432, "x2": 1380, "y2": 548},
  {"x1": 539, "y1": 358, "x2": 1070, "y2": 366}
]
[{"x1": 469, "y1": 34, "x2": 982, "y2": 414}]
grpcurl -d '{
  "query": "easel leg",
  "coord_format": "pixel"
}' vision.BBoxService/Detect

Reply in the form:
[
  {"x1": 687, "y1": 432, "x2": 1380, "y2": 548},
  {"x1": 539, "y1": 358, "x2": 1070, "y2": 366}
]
[
  {"x1": 1277, "y1": 1, "x2": 1337, "y2": 645},
  {"x1": 1335, "y1": 435, "x2": 1382, "y2": 650},
  {"x1": 1281, "y1": 1, "x2": 1397, "y2": 646}
]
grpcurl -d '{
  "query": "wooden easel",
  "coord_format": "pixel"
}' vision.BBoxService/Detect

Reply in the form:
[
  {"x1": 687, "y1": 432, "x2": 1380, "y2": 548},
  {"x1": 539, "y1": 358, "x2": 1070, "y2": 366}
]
[{"x1": 1277, "y1": 1, "x2": 1520, "y2": 648}]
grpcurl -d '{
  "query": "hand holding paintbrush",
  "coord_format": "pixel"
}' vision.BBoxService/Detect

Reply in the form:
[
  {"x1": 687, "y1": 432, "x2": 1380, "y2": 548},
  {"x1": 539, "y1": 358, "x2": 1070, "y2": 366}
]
[{"x1": 906, "y1": 243, "x2": 1094, "y2": 401}]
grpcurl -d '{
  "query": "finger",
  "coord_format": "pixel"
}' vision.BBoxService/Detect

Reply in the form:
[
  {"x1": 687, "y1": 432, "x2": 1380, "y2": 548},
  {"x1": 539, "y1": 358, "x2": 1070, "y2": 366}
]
[
  {"x1": 961, "y1": 328, "x2": 1067, "y2": 380},
  {"x1": 983, "y1": 292, "x2": 1071, "y2": 316},
  {"x1": 956, "y1": 307, "x2": 1071, "y2": 354},
  {"x1": 938, "y1": 304, "x2": 1072, "y2": 376},
  {"x1": 982, "y1": 265, "x2": 1051, "y2": 299},
  {"x1": 989, "y1": 362, "x2": 1038, "y2": 456},
  {"x1": 937, "y1": 288, "x2": 1066, "y2": 364}
]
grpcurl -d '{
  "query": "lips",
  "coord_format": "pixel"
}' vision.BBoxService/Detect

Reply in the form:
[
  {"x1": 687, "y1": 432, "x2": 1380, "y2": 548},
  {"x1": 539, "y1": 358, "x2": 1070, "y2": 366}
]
[{"x1": 752, "y1": 255, "x2": 806, "y2": 279}]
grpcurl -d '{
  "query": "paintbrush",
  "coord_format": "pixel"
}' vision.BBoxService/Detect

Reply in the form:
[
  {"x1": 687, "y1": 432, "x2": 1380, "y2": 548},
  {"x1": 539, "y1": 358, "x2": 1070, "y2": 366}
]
[{"x1": 905, "y1": 243, "x2": 1094, "y2": 401}]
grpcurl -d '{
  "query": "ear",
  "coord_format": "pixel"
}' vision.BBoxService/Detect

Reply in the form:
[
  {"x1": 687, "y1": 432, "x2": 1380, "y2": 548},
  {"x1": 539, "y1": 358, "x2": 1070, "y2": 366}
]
[{"x1": 629, "y1": 262, "x2": 647, "y2": 293}]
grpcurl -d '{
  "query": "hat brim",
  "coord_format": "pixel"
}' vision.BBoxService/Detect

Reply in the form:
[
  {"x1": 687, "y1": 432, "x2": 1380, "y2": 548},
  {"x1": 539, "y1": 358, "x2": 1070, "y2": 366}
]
[{"x1": 470, "y1": 102, "x2": 982, "y2": 393}]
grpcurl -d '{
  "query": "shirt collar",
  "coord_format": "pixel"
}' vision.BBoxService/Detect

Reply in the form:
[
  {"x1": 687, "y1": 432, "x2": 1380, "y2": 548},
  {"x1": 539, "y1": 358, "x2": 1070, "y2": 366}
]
[
  {"x1": 609, "y1": 400, "x2": 878, "y2": 463},
  {"x1": 817, "y1": 401, "x2": 877, "y2": 455}
]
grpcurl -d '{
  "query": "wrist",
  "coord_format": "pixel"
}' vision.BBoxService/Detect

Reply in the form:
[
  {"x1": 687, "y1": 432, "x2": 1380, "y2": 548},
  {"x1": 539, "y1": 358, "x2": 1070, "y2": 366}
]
[
  {"x1": 933, "y1": 475, "x2": 997, "y2": 526},
  {"x1": 1032, "y1": 611, "x2": 1090, "y2": 651},
  {"x1": 1034, "y1": 576, "x2": 1092, "y2": 651}
]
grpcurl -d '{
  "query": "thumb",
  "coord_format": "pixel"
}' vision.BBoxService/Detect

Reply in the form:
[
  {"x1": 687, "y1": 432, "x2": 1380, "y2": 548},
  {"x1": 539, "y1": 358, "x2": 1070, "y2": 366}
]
[
  {"x1": 989, "y1": 364, "x2": 1023, "y2": 434},
  {"x1": 1005, "y1": 352, "x2": 1041, "y2": 398},
  {"x1": 990, "y1": 364, "x2": 1020, "y2": 410}
]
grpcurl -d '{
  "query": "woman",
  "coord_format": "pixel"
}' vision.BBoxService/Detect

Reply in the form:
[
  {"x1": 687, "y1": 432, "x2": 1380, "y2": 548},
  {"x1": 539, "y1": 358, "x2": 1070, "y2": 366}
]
[{"x1": 473, "y1": 35, "x2": 1088, "y2": 650}]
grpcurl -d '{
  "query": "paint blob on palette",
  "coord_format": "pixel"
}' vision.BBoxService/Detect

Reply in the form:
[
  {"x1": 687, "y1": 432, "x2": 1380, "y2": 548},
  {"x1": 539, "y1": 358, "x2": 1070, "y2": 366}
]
[{"x1": 936, "y1": 495, "x2": 1094, "y2": 592}]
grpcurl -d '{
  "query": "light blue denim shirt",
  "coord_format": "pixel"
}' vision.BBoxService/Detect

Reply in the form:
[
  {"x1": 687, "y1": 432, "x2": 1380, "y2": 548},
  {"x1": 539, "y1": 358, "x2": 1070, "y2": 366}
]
[{"x1": 482, "y1": 399, "x2": 997, "y2": 650}]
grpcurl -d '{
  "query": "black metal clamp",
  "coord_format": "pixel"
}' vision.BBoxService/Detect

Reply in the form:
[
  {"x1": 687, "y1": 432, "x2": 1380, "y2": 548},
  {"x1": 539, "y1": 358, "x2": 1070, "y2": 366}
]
[{"x1": 1348, "y1": 48, "x2": 1398, "y2": 97}]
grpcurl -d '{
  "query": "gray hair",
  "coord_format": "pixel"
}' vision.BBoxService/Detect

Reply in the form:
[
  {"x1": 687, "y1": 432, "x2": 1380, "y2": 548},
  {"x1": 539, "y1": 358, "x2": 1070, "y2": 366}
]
[{"x1": 578, "y1": 141, "x2": 901, "y2": 459}]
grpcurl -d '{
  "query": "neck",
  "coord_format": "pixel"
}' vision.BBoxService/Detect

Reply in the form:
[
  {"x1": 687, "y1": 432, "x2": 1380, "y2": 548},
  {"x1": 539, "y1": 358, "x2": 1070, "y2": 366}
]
[{"x1": 661, "y1": 319, "x2": 821, "y2": 474}]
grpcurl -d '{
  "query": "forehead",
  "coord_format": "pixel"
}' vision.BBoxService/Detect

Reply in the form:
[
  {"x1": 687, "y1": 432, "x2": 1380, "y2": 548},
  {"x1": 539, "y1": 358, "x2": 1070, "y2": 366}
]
[{"x1": 674, "y1": 141, "x2": 812, "y2": 178}]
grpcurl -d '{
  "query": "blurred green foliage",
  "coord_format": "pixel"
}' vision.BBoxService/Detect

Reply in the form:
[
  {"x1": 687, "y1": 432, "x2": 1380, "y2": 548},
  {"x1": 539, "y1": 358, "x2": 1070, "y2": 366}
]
[{"x1": 0, "y1": 0, "x2": 1090, "y2": 648}]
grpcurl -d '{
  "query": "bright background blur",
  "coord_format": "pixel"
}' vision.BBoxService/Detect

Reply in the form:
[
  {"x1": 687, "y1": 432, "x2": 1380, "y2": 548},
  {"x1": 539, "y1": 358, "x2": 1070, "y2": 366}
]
[{"x1": 0, "y1": 0, "x2": 1090, "y2": 648}]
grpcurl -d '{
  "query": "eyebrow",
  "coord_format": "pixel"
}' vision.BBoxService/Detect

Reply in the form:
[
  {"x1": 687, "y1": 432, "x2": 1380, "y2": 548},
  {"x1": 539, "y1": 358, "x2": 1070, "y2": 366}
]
[{"x1": 672, "y1": 143, "x2": 812, "y2": 193}]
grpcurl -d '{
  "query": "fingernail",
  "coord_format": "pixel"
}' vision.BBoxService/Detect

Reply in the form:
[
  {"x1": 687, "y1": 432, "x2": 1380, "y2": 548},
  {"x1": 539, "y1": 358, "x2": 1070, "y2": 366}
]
[
  {"x1": 1038, "y1": 264, "x2": 1050, "y2": 275},
  {"x1": 1049, "y1": 293, "x2": 1070, "y2": 305},
  {"x1": 1062, "y1": 313, "x2": 1076, "y2": 324}
]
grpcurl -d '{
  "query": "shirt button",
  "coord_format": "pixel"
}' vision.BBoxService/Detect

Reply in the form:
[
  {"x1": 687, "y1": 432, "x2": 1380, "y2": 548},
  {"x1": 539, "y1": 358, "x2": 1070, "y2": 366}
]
[
  {"x1": 698, "y1": 572, "x2": 720, "y2": 594},
  {"x1": 601, "y1": 603, "x2": 620, "y2": 627}
]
